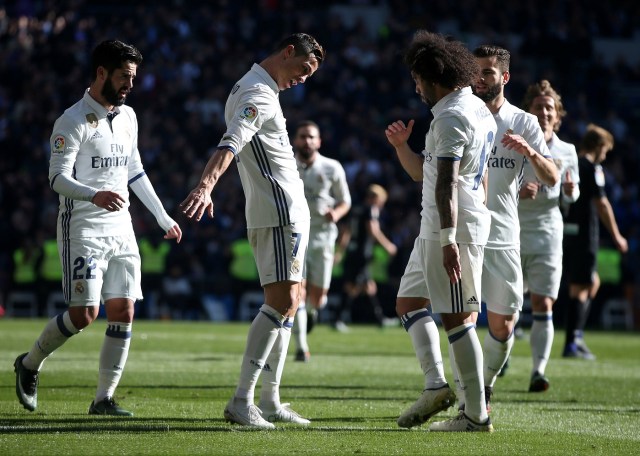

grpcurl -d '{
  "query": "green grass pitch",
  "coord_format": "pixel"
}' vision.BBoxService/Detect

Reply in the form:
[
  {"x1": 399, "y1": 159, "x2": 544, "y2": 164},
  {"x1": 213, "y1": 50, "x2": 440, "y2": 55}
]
[{"x1": 1, "y1": 319, "x2": 638, "y2": 455}]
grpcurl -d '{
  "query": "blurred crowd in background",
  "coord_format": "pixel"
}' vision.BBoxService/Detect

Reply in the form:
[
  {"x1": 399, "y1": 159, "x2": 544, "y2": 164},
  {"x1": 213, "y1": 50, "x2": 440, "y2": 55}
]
[{"x1": 1, "y1": 0, "x2": 639, "y2": 327}]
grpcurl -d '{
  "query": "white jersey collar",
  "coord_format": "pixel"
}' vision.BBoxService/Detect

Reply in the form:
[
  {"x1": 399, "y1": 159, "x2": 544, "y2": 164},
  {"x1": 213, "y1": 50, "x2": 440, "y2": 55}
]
[
  {"x1": 251, "y1": 63, "x2": 279, "y2": 94},
  {"x1": 430, "y1": 86, "x2": 472, "y2": 117},
  {"x1": 83, "y1": 89, "x2": 120, "y2": 118}
]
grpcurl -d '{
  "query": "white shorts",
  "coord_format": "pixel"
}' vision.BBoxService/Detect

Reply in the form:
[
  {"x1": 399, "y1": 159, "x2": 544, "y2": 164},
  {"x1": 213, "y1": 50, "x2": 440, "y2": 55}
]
[
  {"x1": 482, "y1": 248, "x2": 523, "y2": 315},
  {"x1": 59, "y1": 234, "x2": 142, "y2": 306},
  {"x1": 521, "y1": 251, "x2": 563, "y2": 299},
  {"x1": 305, "y1": 223, "x2": 338, "y2": 289},
  {"x1": 397, "y1": 238, "x2": 484, "y2": 314},
  {"x1": 248, "y1": 220, "x2": 309, "y2": 286}
]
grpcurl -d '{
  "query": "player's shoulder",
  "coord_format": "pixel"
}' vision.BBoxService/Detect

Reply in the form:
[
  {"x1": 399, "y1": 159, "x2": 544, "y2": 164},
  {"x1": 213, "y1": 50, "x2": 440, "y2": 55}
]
[{"x1": 316, "y1": 153, "x2": 344, "y2": 170}]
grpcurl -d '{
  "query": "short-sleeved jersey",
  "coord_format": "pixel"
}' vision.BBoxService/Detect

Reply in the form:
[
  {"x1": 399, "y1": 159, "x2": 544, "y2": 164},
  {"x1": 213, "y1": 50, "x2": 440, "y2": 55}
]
[
  {"x1": 564, "y1": 156, "x2": 606, "y2": 252},
  {"x1": 49, "y1": 90, "x2": 142, "y2": 240},
  {"x1": 486, "y1": 100, "x2": 551, "y2": 250},
  {"x1": 218, "y1": 63, "x2": 309, "y2": 229},
  {"x1": 297, "y1": 153, "x2": 351, "y2": 229},
  {"x1": 519, "y1": 133, "x2": 580, "y2": 254},
  {"x1": 345, "y1": 203, "x2": 376, "y2": 262},
  {"x1": 419, "y1": 87, "x2": 496, "y2": 245}
]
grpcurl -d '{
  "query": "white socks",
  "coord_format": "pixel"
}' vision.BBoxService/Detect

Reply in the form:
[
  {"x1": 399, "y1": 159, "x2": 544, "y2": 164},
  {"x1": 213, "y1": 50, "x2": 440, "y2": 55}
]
[
  {"x1": 292, "y1": 301, "x2": 309, "y2": 353},
  {"x1": 400, "y1": 309, "x2": 447, "y2": 390},
  {"x1": 235, "y1": 304, "x2": 285, "y2": 404},
  {"x1": 483, "y1": 329, "x2": 514, "y2": 389},
  {"x1": 447, "y1": 323, "x2": 487, "y2": 423},
  {"x1": 95, "y1": 322, "x2": 132, "y2": 402},
  {"x1": 259, "y1": 318, "x2": 293, "y2": 410},
  {"x1": 530, "y1": 312, "x2": 553, "y2": 375},
  {"x1": 23, "y1": 312, "x2": 80, "y2": 371}
]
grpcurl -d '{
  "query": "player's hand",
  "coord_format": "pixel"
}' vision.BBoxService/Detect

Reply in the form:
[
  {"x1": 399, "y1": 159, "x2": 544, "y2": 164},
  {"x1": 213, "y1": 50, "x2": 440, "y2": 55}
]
[
  {"x1": 442, "y1": 243, "x2": 461, "y2": 284},
  {"x1": 180, "y1": 187, "x2": 214, "y2": 221},
  {"x1": 501, "y1": 132, "x2": 533, "y2": 158},
  {"x1": 519, "y1": 181, "x2": 539, "y2": 199},
  {"x1": 385, "y1": 120, "x2": 414, "y2": 148},
  {"x1": 164, "y1": 224, "x2": 183, "y2": 243},
  {"x1": 92, "y1": 190, "x2": 126, "y2": 212},
  {"x1": 615, "y1": 235, "x2": 628, "y2": 254},
  {"x1": 562, "y1": 169, "x2": 576, "y2": 197}
]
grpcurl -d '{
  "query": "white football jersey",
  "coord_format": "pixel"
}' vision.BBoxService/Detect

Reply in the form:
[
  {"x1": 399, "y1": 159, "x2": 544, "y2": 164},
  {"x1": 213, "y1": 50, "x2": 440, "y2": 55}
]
[
  {"x1": 218, "y1": 63, "x2": 309, "y2": 229},
  {"x1": 519, "y1": 133, "x2": 580, "y2": 254},
  {"x1": 297, "y1": 153, "x2": 351, "y2": 228},
  {"x1": 49, "y1": 90, "x2": 141, "y2": 240},
  {"x1": 419, "y1": 87, "x2": 496, "y2": 245},
  {"x1": 486, "y1": 99, "x2": 551, "y2": 249}
]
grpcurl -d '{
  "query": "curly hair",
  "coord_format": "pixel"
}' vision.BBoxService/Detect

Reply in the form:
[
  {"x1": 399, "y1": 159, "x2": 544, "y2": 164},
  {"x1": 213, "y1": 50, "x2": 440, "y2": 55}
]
[
  {"x1": 522, "y1": 80, "x2": 567, "y2": 132},
  {"x1": 404, "y1": 30, "x2": 479, "y2": 89}
]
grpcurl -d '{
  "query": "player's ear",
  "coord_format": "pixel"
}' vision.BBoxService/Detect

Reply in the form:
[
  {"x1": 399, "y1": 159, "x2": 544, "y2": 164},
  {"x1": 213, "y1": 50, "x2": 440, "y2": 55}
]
[{"x1": 502, "y1": 71, "x2": 511, "y2": 86}]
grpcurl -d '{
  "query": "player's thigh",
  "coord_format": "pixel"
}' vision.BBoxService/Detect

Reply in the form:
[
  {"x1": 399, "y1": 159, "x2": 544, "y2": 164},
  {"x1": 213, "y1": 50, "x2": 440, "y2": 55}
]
[
  {"x1": 428, "y1": 241, "x2": 483, "y2": 314},
  {"x1": 102, "y1": 234, "x2": 143, "y2": 302},
  {"x1": 482, "y1": 248, "x2": 523, "y2": 315},
  {"x1": 397, "y1": 238, "x2": 429, "y2": 300},
  {"x1": 521, "y1": 252, "x2": 562, "y2": 300},
  {"x1": 249, "y1": 220, "x2": 309, "y2": 286},
  {"x1": 59, "y1": 237, "x2": 109, "y2": 306}
]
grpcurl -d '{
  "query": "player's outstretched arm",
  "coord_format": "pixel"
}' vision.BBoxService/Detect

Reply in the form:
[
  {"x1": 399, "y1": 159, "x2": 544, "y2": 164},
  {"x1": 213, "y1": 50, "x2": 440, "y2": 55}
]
[{"x1": 181, "y1": 147, "x2": 235, "y2": 221}]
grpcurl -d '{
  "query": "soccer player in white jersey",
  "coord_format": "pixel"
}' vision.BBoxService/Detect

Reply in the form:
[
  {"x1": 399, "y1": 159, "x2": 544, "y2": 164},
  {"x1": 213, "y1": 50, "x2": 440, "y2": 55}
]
[
  {"x1": 459, "y1": 45, "x2": 559, "y2": 411},
  {"x1": 519, "y1": 80, "x2": 580, "y2": 392},
  {"x1": 181, "y1": 33, "x2": 325, "y2": 429},
  {"x1": 292, "y1": 120, "x2": 351, "y2": 362},
  {"x1": 385, "y1": 30, "x2": 497, "y2": 432},
  {"x1": 13, "y1": 40, "x2": 182, "y2": 416}
]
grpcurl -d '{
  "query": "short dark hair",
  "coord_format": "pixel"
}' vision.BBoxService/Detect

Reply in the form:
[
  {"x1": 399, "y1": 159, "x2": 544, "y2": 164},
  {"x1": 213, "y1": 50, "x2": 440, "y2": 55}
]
[
  {"x1": 473, "y1": 45, "x2": 510, "y2": 73},
  {"x1": 274, "y1": 33, "x2": 325, "y2": 65},
  {"x1": 90, "y1": 40, "x2": 143, "y2": 80},
  {"x1": 295, "y1": 120, "x2": 320, "y2": 134},
  {"x1": 404, "y1": 30, "x2": 479, "y2": 89},
  {"x1": 522, "y1": 80, "x2": 567, "y2": 132}
]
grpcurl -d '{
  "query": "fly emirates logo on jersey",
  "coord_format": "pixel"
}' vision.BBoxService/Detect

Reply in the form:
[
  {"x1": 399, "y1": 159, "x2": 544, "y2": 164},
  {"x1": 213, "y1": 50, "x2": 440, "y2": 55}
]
[
  {"x1": 91, "y1": 144, "x2": 129, "y2": 169},
  {"x1": 487, "y1": 144, "x2": 516, "y2": 169}
]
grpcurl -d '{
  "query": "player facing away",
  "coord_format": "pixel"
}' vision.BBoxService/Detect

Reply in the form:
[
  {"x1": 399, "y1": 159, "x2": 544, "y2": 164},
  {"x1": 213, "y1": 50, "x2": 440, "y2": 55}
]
[
  {"x1": 519, "y1": 80, "x2": 580, "y2": 391},
  {"x1": 13, "y1": 40, "x2": 182, "y2": 416},
  {"x1": 562, "y1": 124, "x2": 627, "y2": 359},
  {"x1": 385, "y1": 30, "x2": 497, "y2": 432},
  {"x1": 181, "y1": 33, "x2": 325, "y2": 429},
  {"x1": 452, "y1": 45, "x2": 558, "y2": 412},
  {"x1": 292, "y1": 120, "x2": 351, "y2": 362}
]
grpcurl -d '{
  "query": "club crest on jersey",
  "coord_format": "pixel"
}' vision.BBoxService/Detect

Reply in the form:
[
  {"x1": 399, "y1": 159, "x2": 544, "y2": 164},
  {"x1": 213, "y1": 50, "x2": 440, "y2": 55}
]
[
  {"x1": 239, "y1": 105, "x2": 258, "y2": 124},
  {"x1": 291, "y1": 258, "x2": 301, "y2": 275},
  {"x1": 52, "y1": 135, "x2": 66, "y2": 154},
  {"x1": 86, "y1": 113, "x2": 99, "y2": 128},
  {"x1": 74, "y1": 281, "x2": 86, "y2": 295}
]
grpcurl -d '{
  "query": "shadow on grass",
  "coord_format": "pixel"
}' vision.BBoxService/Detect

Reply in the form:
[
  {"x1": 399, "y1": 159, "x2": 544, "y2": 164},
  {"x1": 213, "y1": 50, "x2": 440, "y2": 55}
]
[{"x1": 0, "y1": 416, "x2": 412, "y2": 434}]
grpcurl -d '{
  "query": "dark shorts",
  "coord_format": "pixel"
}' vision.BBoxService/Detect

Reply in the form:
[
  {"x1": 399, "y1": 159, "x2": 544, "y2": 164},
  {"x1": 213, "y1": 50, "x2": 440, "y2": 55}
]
[
  {"x1": 563, "y1": 243, "x2": 597, "y2": 285},
  {"x1": 342, "y1": 254, "x2": 371, "y2": 285}
]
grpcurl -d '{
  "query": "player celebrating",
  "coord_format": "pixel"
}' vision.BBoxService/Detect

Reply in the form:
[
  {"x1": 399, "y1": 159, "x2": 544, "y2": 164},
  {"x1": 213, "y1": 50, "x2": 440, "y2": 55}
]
[
  {"x1": 520, "y1": 80, "x2": 580, "y2": 391},
  {"x1": 386, "y1": 30, "x2": 497, "y2": 432},
  {"x1": 14, "y1": 40, "x2": 182, "y2": 416},
  {"x1": 455, "y1": 45, "x2": 558, "y2": 411},
  {"x1": 181, "y1": 33, "x2": 325, "y2": 429}
]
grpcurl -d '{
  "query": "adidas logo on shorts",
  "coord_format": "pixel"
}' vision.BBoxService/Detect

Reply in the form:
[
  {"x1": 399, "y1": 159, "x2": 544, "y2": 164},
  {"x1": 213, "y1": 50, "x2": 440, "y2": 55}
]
[{"x1": 467, "y1": 296, "x2": 479, "y2": 305}]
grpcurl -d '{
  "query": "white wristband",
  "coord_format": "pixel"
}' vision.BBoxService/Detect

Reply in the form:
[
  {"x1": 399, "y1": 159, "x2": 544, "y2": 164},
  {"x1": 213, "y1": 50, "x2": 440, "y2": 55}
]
[{"x1": 440, "y1": 227, "x2": 457, "y2": 247}]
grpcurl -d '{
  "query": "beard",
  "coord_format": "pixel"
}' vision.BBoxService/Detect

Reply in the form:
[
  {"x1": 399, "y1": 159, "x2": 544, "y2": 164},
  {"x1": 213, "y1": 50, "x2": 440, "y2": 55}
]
[
  {"x1": 297, "y1": 147, "x2": 314, "y2": 161},
  {"x1": 473, "y1": 83, "x2": 502, "y2": 103},
  {"x1": 102, "y1": 78, "x2": 127, "y2": 106}
]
